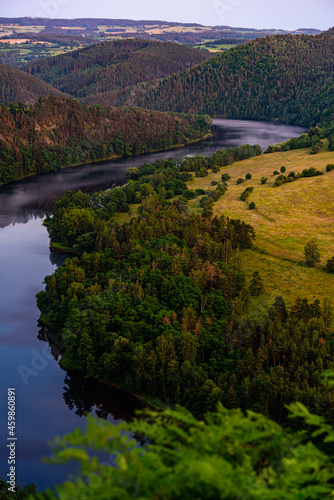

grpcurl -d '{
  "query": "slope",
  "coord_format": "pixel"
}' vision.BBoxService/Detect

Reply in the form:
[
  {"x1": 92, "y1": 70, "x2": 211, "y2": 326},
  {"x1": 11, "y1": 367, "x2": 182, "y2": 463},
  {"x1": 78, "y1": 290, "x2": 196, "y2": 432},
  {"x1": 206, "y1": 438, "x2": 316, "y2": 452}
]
[
  {"x1": 0, "y1": 64, "x2": 66, "y2": 104},
  {"x1": 0, "y1": 95, "x2": 211, "y2": 184},
  {"x1": 130, "y1": 29, "x2": 334, "y2": 127},
  {"x1": 22, "y1": 39, "x2": 212, "y2": 106}
]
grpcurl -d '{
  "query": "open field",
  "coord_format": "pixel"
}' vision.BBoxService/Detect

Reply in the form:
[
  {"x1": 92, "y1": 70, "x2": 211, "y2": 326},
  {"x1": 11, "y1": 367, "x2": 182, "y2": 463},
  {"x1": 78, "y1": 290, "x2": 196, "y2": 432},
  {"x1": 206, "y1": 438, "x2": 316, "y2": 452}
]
[{"x1": 186, "y1": 142, "x2": 334, "y2": 310}]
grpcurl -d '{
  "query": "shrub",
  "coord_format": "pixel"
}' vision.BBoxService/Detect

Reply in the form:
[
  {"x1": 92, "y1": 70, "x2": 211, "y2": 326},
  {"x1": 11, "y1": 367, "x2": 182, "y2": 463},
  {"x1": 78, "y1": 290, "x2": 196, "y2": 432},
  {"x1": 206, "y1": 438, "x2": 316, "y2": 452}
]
[
  {"x1": 325, "y1": 257, "x2": 334, "y2": 273},
  {"x1": 221, "y1": 173, "x2": 231, "y2": 182},
  {"x1": 310, "y1": 143, "x2": 321, "y2": 155},
  {"x1": 245, "y1": 173, "x2": 252, "y2": 180},
  {"x1": 240, "y1": 186, "x2": 254, "y2": 201},
  {"x1": 326, "y1": 163, "x2": 334, "y2": 172},
  {"x1": 280, "y1": 166, "x2": 286, "y2": 173},
  {"x1": 273, "y1": 170, "x2": 279, "y2": 175},
  {"x1": 249, "y1": 202, "x2": 256, "y2": 210},
  {"x1": 211, "y1": 164, "x2": 220, "y2": 173},
  {"x1": 211, "y1": 180, "x2": 219, "y2": 186},
  {"x1": 236, "y1": 178, "x2": 245, "y2": 185},
  {"x1": 195, "y1": 167, "x2": 208, "y2": 177},
  {"x1": 260, "y1": 177, "x2": 268, "y2": 184}
]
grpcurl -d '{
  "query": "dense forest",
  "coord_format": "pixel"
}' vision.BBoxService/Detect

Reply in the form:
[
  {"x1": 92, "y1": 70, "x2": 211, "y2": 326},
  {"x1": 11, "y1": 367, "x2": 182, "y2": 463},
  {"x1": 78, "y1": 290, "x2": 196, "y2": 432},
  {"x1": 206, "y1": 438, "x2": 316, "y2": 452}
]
[
  {"x1": 37, "y1": 149, "x2": 334, "y2": 428},
  {"x1": 0, "y1": 96, "x2": 211, "y2": 184},
  {"x1": 22, "y1": 39, "x2": 211, "y2": 106},
  {"x1": 0, "y1": 65, "x2": 66, "y2": 104},
  {"x1": 129, "y1": 29, "x2": 334, "y2": 127}
]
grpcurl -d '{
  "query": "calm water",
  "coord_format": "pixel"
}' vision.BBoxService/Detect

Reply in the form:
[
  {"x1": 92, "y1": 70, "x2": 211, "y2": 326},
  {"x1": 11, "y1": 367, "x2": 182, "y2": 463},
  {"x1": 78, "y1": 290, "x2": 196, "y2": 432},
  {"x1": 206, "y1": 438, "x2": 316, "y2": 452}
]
[{"x1": 0, "y1": 119, "x2": 306, "y2": 491}]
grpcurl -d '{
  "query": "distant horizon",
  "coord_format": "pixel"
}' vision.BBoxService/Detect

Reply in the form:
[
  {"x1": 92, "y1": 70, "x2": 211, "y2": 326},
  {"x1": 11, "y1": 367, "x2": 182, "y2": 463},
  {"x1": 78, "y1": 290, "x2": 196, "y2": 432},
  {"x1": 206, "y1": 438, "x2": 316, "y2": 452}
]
[
  {"x1": 2, "y1": 0, "x2": 334, "y2": 32},
  {"x1": 0, "y1": 15, "x2": 326, "y2": 32}
]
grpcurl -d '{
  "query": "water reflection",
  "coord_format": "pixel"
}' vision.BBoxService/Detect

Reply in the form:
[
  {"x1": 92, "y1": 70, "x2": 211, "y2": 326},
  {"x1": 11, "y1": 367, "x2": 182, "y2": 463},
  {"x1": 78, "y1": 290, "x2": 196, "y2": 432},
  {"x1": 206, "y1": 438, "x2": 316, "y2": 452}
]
[{"x1": 37, "y1": 322, "x2": 144, "y2": 422}]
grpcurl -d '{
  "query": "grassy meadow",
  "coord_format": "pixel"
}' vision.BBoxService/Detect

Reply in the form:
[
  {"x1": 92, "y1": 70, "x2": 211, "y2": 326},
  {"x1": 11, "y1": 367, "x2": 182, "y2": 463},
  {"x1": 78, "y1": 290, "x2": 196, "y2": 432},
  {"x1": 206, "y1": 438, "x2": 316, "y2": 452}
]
[{"x1": 186, "y1": 141, "x2": 334, "y2": 311}]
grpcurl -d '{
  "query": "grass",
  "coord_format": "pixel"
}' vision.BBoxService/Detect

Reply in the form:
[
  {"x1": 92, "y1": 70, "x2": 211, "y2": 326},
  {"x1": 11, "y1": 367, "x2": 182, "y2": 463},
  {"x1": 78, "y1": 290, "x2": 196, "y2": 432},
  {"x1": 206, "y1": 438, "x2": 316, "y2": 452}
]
[{"x1": 186, "y1": 141, "x2": 334, "y2": 309}]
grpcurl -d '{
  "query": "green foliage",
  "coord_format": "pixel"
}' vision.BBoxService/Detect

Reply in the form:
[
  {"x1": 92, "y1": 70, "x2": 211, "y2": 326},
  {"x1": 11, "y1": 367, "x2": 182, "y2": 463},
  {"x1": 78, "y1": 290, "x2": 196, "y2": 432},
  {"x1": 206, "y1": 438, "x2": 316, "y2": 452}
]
[
  {"x1": 249, "y1": 271, "x2": 263, "y2": 296},
  {"x1": 236, "y1": 178, "x2": 245, "y2": 185},
  {"x1": 22, "y1": 39, "x2": 210, "y2": 107},
  {"x1": 0, "y1": 65, "x2": 65, "y2": 105},
  {"x1": 248, "y1": 201, "x2": 256, "y2": 210},
  {"x1": 260, "y1": 176, "x2": 267, "y2": 184},
  {"x1": 221, "y1": 173, "x2": 231, "y2": 182},
  {"x1": 304, "y1": 240, "x2": 321, "y2": 267},
  {"x1": 130, "y1": 30, "x2": 334, "y2": 127},
  {"x1": 280, "y1": 166, "x2": 286, "y2": 173},
  {"x1": 326, "y1": 163, "x2": 334, "y2": 172},
  {"x1": 325, "y1": 257, "x2": 334, "y2": 274},
  {"x1": 0, "y1": 97, "x2": 211, "y2": 184},
  {"x1": 35, "y1": 404, "x2": 334, "y2": 499},
  {"x1": 240, "y1": 186, "x2": 254, "y2": 202},
  {"x1": 273, "y1": 170, "x2": 279, "y2": 175},
  {"x1": 245, "y1": 172, "x2": 252, "y2": 179},
  {"x1": 274, "y1": 167, "x2": 323, "y2": 187},
  {"x1": 0, "y1": 479, "x2": 36, "y2": 499}
]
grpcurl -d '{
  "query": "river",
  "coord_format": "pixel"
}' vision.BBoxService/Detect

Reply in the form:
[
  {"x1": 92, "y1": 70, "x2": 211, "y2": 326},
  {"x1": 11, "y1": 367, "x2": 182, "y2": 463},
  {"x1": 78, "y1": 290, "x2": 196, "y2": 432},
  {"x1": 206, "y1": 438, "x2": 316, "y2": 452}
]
[{"x1": 0, "y1": 119, "x2": 306, "y2": 491}]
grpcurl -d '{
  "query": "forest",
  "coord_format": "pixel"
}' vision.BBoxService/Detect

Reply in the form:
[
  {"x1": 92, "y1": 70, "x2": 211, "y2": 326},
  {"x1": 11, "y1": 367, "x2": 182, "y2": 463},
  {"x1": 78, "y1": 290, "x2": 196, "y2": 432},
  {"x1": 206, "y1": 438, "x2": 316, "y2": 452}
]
[
  {"x1": 37, "y1": 146, "x2": 334, "y2": 429},
  {"x1": 128, "y1": 29, "x2": 334, "y2": 127},
  {"x1": 0, "y1": 65, "x2": 65, "y2": 105},
  {"x1": 22, "y1": 39, "x2": 211, "y2": 106},
  {"x1": 0, "y1": 96, "x2": 211, "y2": 184}
]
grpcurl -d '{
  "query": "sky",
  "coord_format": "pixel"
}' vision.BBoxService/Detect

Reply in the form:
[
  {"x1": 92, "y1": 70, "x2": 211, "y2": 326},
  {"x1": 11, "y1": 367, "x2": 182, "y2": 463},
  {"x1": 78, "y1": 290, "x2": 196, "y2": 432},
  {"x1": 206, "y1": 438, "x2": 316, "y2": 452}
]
[{"x1": 1, "y1": 0, "x2": 334, "y2": 31}]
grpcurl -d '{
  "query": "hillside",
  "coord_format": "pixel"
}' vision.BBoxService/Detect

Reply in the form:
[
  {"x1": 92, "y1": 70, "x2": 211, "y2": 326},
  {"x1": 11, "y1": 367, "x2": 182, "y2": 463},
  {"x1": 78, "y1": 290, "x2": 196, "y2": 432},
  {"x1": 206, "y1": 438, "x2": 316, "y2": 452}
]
[
  {"x1": 130, "y1": 29, "x2": 334, "y2": 127},
  {"x1": 22, "y1": 39, "x2": 212, "y2": 106},
  {"x1": 0, "y1": 96, "x2": 211, "y2": 184},
  {"x1": 0, "y1": 64, "x2": 66, "y2": 104},
  {"x1": 182, "y1": 141, "x2": 334, "y2": 313}
]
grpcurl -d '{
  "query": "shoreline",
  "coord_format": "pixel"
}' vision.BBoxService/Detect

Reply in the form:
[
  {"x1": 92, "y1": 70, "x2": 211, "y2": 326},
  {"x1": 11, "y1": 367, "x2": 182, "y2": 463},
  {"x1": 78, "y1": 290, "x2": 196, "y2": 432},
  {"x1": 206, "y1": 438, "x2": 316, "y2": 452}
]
[{"x1": 0, "y1": 132, "x2": 213, "y2": 188}]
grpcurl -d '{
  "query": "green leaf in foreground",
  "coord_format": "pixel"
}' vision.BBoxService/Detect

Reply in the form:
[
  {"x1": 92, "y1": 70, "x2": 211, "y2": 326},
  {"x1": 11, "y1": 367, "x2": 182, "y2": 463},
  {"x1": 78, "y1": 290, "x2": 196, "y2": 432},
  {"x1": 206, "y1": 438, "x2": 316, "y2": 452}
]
[{"x1": 34, "y1": 404, "x2": 334, "y2": 499}]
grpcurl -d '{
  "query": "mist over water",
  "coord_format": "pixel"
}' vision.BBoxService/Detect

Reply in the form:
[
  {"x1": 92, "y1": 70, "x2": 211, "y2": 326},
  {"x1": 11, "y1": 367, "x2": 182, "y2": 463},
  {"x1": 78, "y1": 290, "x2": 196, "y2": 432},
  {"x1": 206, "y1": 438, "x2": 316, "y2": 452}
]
[{"x1": 0, "y1": 119, "x2": 306, "y2": 490}]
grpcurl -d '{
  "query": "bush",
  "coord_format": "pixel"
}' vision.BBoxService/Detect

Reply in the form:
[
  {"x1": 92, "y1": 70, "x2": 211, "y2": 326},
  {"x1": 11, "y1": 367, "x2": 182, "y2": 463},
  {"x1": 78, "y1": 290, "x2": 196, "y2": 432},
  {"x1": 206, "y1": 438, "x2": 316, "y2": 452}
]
[
  {"x1": 211, "y1": 180, "x2": 219, "y2": 186},
  {"x1": 310, "y1": 143, "x2": 321, "y2": 155},
  {"x1": 273, "y1": 175, "x2": 288, "y2": 187},
  {"x1": 288, "y1": 172, "x2": 295, "y2": 179},
  {"x1": 280, "y1": 166, "x2": 286, "y2": 173},
  {"x1": 249, "y1": 202, "x2": 256, "y2": 210},
  {"x1": 211, "y1": 164, "x2": 220, "y2": 173},
  {"x1": 240, "y1": 186, "x2": 254, "y2": 201},
  {"x1": 326, "y1": 163, "x2": 334, "y2": 172},
  {"x1": 273, "y1": 170, "x2": 279, "y2": 175},
  {"x1": 236, "y1": 178, "x2": 245, "y2": 185},
  {"x1": 245, "y1": 173, "x2": 252, "y2": 180},
  {"x1": 195, "y1": 167, "x2": 208, "y2": 177},
  {"x1": 260, "y1": 177, "x2": 268, "y2": 184},
  {"x1": 325, "y1": 257, "x2": 334, "y2": 273},
  {"x1": 221, "y1": 173, "x2": 231, "y2": 182}
]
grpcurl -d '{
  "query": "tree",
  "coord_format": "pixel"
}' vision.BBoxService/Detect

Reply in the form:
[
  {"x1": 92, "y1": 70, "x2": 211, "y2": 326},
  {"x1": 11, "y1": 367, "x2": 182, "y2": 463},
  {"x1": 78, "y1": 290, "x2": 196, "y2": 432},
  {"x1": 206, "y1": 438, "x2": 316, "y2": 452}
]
[
  {"x1": 34, "y1": 404, "x2": 334, "y2": 499},
  {"x1": 249, "y1": 271, "x2": 263, "y2": 296},
  {"x1": 245, "y1": 173, "x2": 252, "y2": 179},
  {"x1": 280, "y1": 166, "x2": 286, "y2": 173},
  {"x1": 325, "y1": 256, "x2": 334, "y2": 273},
  {"x1": 249, "y1": 202, "x2": 256, "y2": 210},
  {"x1": 304, "y1": 240, "x2": 321, "y2": 267}
]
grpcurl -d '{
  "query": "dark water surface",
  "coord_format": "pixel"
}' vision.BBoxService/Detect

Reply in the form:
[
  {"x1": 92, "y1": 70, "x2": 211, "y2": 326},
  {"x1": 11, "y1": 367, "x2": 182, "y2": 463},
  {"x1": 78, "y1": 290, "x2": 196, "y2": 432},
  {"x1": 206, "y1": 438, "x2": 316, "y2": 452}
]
[{"x1": 0, "y1": 119, "x2": 306, "y2": 491}]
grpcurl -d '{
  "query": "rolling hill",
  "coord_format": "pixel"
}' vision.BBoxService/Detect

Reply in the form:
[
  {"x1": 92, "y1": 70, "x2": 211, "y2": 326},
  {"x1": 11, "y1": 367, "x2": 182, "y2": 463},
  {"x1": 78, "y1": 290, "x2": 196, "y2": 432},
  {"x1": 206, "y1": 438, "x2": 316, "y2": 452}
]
[
  {"x1": 128, "y1": 28, "x2": 334, "y2": 127},
  {"x1": 0, "y1": 95, "x2": 211, "y2": 184},
  {"x1": 0, "y1": 64, "x2": 66, "y2": 104},
  {"x1": 22, "y1": 39, "x2": 212, "y2": 106}
]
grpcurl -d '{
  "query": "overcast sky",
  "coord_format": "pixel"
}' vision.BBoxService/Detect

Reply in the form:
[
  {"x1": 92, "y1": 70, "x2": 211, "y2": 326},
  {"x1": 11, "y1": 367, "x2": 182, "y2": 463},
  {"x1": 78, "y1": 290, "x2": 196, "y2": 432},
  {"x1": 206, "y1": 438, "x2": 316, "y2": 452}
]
[{"x1": 1, "y1": 0, "x2": 334, "y2": 31}]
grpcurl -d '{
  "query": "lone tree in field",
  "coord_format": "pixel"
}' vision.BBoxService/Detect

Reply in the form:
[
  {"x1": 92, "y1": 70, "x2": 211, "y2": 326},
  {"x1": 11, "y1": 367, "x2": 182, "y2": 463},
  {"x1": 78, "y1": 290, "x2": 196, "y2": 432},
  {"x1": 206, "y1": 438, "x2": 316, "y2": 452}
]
[{"x1": 304, "y1": 240, "x2": 321, "y2": 267}]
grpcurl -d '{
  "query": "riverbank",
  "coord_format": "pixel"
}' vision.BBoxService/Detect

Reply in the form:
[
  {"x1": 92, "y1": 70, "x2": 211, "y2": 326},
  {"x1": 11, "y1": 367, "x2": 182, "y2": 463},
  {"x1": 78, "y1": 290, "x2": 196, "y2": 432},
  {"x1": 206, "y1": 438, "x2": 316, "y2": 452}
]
[{"x1": 0, "y1": 132, "x2": 213, "y2": 188}]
